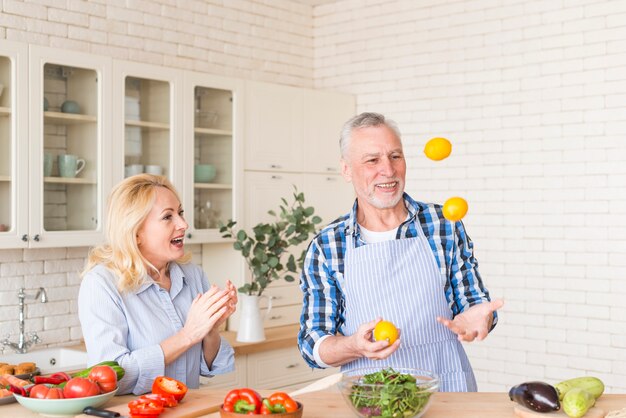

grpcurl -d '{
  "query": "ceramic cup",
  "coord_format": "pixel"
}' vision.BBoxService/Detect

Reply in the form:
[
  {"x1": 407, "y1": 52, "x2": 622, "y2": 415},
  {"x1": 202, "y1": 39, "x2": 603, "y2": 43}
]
[
  {"x1": 58, "y1": 154, "x2": 85, "y2": 178},
  {"x1": 144, "y1": 165, "x2": 163, "y2": 175},
  {"x1": 43, "y1": 153, "x2": 53, "y2": 177},
  {"x1": 61, "y1": 100, "x2": 80, "y2": 114},
  {"x1": 125, "y1": 164, "x2": 144, "y2": 177},
  {"x1": 194, "y1": 164, "x2": 216, "y2": 183}
]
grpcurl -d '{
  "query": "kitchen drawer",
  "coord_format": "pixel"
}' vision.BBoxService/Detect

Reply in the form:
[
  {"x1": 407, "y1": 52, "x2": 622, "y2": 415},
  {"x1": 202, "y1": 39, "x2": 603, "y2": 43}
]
[
  {"x1": 259, "y1": 282, "x2": 302, "y2": 309},
  {"x1": 261, "y1": 304, "x2": 302, "y2": 328},
  {"x1": 200, "y1": 356, "x2": 247, "y2": 389},
  {"x1": 247, "y1": 346, "x2": 337, "y2": 389}
]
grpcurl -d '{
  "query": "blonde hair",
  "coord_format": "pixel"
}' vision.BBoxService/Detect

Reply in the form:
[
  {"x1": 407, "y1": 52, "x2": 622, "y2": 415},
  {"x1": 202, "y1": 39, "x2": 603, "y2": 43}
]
[{"x1": 83, "y1": 174, "x2": 191, "y2": 293}]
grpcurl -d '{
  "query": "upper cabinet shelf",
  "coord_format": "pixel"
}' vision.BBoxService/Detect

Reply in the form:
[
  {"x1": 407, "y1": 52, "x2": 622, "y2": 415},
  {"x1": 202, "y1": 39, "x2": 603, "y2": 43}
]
[
  {"x1": 194, "y1": 127, "x2": 232, "y2": 136},
  {"x1": 44, "y1": 111, "x2": 97, "y2": 124},
  {"x1": 125, "y1": 119, "x2": 170, "y2": 131}
]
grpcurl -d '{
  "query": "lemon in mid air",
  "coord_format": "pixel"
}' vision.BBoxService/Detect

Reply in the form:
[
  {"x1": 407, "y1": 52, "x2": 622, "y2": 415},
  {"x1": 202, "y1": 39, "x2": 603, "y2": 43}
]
[
  {"x1": 424, "y1": 137, "x2": 452, "y2": 161},
  {"x1": 442, "y1": 197, "x2": 468, "y2": 222},
  {"x1": 373, "y1": 320, "x2": 399, "y2": 345}
]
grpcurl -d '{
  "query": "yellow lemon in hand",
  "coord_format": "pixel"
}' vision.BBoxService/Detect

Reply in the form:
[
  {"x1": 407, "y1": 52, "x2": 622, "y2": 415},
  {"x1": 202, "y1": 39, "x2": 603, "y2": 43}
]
[
  {"x1": 442, "y1": 197, "x2": 468, "y2": 222},
  {"x1": 424, "y1": 137, "x2": 452, "y2": 161},
  {"x1": 373, "y1": 320, "x2": 399, "y2": 345}
]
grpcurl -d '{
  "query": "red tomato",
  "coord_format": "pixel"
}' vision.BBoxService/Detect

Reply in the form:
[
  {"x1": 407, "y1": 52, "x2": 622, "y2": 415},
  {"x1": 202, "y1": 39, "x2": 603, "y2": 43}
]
[
  {"x1": 29, "y1": 384, "x2": 65, "y2": 399},
  {"x1": 88, "y1": 365, "x2": 118, "y2": 393},
  {"x1": 63, "y1": 377, "x2": 101, "y2": 398}
]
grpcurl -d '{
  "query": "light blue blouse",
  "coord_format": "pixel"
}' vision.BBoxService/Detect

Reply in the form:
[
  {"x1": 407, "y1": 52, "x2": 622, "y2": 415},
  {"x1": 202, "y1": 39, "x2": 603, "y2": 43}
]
[{"x1": 78, "y1": 262, "x2": 234, "y2": 395}]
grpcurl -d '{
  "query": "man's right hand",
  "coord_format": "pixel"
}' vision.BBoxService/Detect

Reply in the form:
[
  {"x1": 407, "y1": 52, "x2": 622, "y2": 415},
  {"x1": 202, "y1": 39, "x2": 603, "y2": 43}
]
[
  {"x1": 349, "y1": 318, "x2": 401, "y2": 360},
  {"x1": 318, "y1": 318, "x2": 401, "y2": 367}
]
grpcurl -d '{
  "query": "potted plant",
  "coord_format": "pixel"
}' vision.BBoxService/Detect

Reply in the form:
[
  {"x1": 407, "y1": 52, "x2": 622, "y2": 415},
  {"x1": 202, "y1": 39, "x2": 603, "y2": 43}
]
[{"x1": 219, "y1": 187, "x2": 322, "y2": 342}]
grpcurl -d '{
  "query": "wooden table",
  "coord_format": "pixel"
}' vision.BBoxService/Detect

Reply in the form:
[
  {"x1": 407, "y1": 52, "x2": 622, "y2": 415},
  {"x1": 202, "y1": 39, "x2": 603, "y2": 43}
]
[{"x1": 2, "y1": 388, "x2": 626, "y2": 417}]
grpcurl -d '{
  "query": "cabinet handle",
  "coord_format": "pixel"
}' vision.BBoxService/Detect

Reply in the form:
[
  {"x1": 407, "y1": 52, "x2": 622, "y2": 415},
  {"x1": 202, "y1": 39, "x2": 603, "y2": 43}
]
[
  {"x1": 33, "y1": 234, "x2": 40, "y2": 242},
  {"x1": 269, "y1": 315, "x2": 282, "y2": 320},
  {"x1": 186, "y1": 233, "x2": 192, "y2": 239},
  {"x1": 270, "y1": 164, "x2": 281, "y2": 169},
  {"x1": 21, "y1": 234, "x2": 28, "y2": 242},
  {"x1": 326, "y1": 167, "x2": 337, "y2": 172},
  {"x1": 271, "y1": 175, "x2": 282, "y2": 180},
  {"x1": 286, "y1": 364, "x2": 298, "y2": 369},
  {"x1": 325, "y1": 177, "x2": 337, "y2": 181}
]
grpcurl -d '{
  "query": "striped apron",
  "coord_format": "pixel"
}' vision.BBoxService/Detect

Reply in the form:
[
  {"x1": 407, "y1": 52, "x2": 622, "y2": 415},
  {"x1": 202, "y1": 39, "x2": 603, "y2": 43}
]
[{"x1": 340, "y1": 225, "x2": 477, "y2": 392}]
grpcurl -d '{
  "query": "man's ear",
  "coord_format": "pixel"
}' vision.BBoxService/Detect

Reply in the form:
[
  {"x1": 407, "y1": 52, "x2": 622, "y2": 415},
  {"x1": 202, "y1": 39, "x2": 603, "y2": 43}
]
[{"x1": 341, "y1": 158, "x2": 352, "y2": 182}]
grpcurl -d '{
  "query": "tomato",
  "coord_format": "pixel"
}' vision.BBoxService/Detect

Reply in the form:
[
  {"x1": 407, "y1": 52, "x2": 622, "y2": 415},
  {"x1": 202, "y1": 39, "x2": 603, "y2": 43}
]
[
  {"x1": 140, "y1": 393, "x2": 178, "y2": 408},
  {"x1": 152, "y1": 376, "x2": 187, "y2": 402},
  {"x1": 29, "y1": 384, "x2": 65, "y2": 399},
  {"x1": 63, "y1": 377, "x2": 101, "y2": 398},
  {"x1": 128, "y1": 398, "x2": 164, "y2": 418},
  {"x1": 88, "y1": 365, "x2": 118, "y2": 393}
]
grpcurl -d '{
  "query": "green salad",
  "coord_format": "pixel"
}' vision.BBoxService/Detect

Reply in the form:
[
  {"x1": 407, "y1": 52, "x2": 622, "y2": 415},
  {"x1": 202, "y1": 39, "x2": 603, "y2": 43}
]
[{"x1": 348, "y1": 368, "x2": 434, "y2": 418}]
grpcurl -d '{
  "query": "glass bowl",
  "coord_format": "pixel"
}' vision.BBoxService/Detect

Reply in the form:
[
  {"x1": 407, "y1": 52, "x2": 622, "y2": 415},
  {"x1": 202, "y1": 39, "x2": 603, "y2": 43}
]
[
  {"x1": 337, "y1": 368, "x2": 439, "y2": 418},
  {"x1": 13, "y1": 388, "x2": 118, "y2": 417}
]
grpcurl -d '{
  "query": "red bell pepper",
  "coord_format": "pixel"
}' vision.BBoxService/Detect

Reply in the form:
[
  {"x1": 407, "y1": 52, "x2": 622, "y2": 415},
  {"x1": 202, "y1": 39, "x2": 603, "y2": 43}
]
[
  {"x1": 33, "y1": 371, "x2": 72, "y2": 385},
  {"x1": 222, "y1": 388, "x2": 263, "y2": 414},
  {"x1": 151, "y1": 376, "x2": 188, "y2": 402},
  {"x1": 128, "y1": 398, "x2": 164, "y2": 418},
  {"x1": 261, "y1": 392, "x2": 299, "y2": 414},
  {"x1": 141, "y1": 393, "x2": 178, "y2": 408}
]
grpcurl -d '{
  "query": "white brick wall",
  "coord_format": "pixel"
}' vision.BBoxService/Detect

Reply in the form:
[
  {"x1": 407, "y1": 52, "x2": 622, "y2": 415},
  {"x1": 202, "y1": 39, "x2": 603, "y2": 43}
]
[
  {"x1": 2, "y1": 0, "x2": 625, "y2": 395},
  {"x1": 315, "y1": 0, "x2": 626, "y2": 393}
]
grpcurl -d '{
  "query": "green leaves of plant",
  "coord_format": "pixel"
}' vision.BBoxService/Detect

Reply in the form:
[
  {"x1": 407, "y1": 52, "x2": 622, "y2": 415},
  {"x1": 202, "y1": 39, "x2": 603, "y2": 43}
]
[{"x1": 218, "y1": 185, "x2": 321, "y2": 296}]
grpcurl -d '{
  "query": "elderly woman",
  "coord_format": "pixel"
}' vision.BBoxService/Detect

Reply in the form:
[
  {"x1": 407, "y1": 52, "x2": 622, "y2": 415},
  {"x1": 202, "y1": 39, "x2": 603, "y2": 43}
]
[{"x1": 78, "y1": 174, "x2": 237, "y2": 395}]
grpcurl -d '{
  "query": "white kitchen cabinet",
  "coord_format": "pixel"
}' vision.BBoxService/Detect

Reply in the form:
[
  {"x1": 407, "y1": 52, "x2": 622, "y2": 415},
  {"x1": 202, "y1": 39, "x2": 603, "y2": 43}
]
[
  {"x1": 244, "y1": 81, "x2": 303, "y2": 172},
  {"x1": 182, "y1": 72, "x2": 244, "y2": 243},
  {"x1": 0, "y1": 41, "x2": 28, "y2": 248},
  {"x1": 112, "y1": 60, "x2": 182, "y2": 187},
  {"x1": 0, "y1": 43, "x2": 111, "y2": 248},
  {"x1": 301, "y1": 173, "x2": 355, "y2": 227},
  {"x1": 247, "y1": 346, "x2": 339, "y2": 390},
  {"x1": 302, "y1": 90, "x2": 355, "y2": 174},
  {"x1": 244, "y1": 82, "x2": 355, "y2": 174}
]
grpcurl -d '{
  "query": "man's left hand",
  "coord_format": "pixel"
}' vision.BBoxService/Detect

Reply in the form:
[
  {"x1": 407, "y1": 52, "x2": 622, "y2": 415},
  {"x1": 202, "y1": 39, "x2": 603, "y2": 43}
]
[{"x1": 436, "y1": 299, "x2": 504, "y2": 342}]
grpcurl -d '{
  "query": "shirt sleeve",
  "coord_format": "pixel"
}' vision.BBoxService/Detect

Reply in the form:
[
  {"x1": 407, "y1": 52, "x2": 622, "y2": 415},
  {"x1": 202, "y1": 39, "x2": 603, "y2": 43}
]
[
  {"x1": 78, "y1": 269, "x2": 165, "y2": 395},
  {"x1": 298, "y1": 239, "x2": 342, "y2": 369},
  {"x1": 448, "y1": 220, "x2": 498, "y2": 328},
  {"x1": 200, "y1": 336, "x2": 235, "y2": 376}
]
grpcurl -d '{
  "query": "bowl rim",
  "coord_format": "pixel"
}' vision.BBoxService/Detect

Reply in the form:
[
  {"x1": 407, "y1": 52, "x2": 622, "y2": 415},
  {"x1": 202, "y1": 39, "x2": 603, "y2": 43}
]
[
  {"x1": 13, "y1": 387, "x2": 118, "y2": 404},
  {"x1": 338, "y1": 368, "x2": 440, "y2": 391}
]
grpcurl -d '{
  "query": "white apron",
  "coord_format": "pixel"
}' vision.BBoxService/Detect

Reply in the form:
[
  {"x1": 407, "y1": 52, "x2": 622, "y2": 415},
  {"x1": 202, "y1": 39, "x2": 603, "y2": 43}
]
[{"x1": 341, "y1": 224, "x2": 477, "y2": 392}]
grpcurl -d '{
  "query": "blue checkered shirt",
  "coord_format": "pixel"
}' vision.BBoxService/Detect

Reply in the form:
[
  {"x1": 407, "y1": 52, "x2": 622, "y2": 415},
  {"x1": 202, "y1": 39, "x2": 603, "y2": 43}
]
[{"x1": 297, "y1": 193, "x2": 496, "y2": 368}]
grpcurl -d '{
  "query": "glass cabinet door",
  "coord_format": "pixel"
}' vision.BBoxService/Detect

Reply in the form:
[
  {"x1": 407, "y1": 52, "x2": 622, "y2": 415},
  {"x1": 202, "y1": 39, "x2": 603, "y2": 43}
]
[
  {"x1": 29, "y1": 46, "x2": 111, "y2": 247},
  {"x1": 183, "y1": 73, "x2": 242, "y2": 242},
  {"x1": 0, "y1": 41, "x2": 28, "y2": 249},
  {"x1": 123, "y1": 76, "x2": 171, "y2": 178},
  {"x1": 42, "y1": 63, "x2": 99, "y2": 232},
  {"x1": 192, "y1": 86, "x2": 233, "y2": 230}
]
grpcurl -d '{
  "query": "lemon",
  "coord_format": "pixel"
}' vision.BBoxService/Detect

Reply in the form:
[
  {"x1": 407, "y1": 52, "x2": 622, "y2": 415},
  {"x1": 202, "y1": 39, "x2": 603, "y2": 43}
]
[
  {"x1": 373, "y1": 320, "x2": 399, "y2": 345},
  {"x1": 424, "y1": 137, "x2": 452, "y2": 161},
  {"x1": 442, "y1": 197, "x2": 468, "y2": 222}
]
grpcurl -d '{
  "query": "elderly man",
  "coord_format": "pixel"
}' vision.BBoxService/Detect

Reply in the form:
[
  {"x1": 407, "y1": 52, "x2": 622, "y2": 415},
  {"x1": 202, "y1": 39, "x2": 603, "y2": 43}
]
[{"x1": 297, "y1": 112, "x2": 503, "y2": 391}]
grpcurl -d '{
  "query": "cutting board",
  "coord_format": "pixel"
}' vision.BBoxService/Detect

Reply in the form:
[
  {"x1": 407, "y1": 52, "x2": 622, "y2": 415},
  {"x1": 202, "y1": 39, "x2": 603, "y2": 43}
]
[
  {"x1": 513, "y1": 404, "x2": 606, "y2": 418},
  {"x1": 75, "y1": 390, "x2": 225, "y2": 418}
]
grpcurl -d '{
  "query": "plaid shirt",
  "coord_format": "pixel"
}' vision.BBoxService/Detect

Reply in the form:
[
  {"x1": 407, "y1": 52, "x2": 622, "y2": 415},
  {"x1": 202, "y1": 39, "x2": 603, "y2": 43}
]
[{"x1": 297, "y1": 193, "x2": 496, "y2": 368}]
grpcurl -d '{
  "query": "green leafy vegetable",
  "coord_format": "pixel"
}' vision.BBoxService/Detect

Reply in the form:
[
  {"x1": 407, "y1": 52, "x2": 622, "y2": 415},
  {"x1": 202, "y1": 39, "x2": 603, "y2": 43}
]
[{"x1": 349, "y1": 368, "x2": 433, "y2": 418}]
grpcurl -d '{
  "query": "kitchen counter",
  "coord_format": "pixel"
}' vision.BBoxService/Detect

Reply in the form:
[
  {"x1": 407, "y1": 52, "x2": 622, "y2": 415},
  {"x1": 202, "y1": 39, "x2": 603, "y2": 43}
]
[
  {"x1": 3, "y1": 388, "x2": 626, "y2": 418},
  {"x1": 63, "y1": 324, "x2": 299, "y2": 358}
]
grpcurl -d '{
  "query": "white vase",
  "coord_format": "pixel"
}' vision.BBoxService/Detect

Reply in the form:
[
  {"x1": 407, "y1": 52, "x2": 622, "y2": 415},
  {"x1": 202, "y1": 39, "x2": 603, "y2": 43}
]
[{"x1": 236, "y1": 294, "x2": 273, "y2": 343}]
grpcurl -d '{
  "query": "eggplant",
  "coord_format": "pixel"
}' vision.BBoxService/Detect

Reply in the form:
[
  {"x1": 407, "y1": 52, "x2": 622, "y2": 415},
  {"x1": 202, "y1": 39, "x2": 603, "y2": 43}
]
[{"x1": 509, "y1": 381, "x2": 561, "y2": 412}]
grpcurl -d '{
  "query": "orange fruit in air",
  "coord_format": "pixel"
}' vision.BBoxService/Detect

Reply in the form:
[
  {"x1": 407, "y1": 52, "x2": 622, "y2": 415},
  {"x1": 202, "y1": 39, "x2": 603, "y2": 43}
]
[
  {"x1": 424, "y1": 137, "x2": 452, "y2": 161},
  {"x1": 442, "y1": 197, "x2": 468, "y2": 222},
  {"x1": 373, "y1": 320, "x2": 399, "y2": 345}
]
